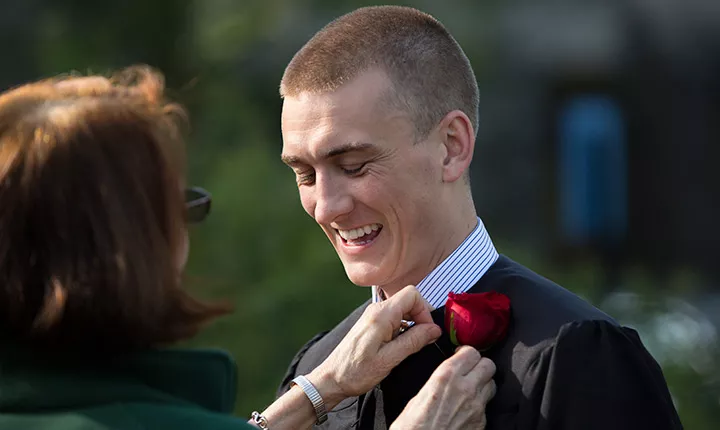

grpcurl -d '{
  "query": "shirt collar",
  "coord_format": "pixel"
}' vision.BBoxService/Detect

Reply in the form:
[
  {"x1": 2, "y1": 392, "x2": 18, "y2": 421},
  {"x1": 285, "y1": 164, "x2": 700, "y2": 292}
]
[{"x1": 372, "y1": 217, "x2": 499, "y2": 309}]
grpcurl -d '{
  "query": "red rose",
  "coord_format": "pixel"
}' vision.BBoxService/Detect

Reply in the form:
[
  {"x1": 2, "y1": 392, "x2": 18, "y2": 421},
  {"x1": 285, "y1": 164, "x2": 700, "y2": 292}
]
[{"x1": 445, "y1": 291, "x2": 511, "y2": 350}]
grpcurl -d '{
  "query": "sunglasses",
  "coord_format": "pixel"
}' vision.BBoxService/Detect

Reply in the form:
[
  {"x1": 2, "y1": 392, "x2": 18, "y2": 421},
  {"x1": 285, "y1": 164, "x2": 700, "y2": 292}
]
[{"x1": 185, "y1": 187, "x2": 211, "y2": 224}]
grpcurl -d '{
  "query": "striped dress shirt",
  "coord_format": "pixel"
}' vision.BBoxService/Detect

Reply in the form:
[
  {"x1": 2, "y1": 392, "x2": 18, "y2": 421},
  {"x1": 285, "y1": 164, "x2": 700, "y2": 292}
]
[{"x1": 371, "y1": 217, "x2": 499, "y2": 309}]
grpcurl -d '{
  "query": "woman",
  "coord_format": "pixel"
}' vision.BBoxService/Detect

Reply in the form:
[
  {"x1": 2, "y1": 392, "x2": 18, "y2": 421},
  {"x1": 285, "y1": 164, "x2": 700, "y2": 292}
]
[{"x1": 0, "y1": 66, "x2": 495, "y2": 429}]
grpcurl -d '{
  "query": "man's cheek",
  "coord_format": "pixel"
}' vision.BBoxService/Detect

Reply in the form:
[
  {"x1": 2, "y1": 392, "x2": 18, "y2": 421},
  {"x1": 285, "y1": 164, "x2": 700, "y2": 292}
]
[{"x1": 299, "y1": 193, "x2": 316, "y2": 218}]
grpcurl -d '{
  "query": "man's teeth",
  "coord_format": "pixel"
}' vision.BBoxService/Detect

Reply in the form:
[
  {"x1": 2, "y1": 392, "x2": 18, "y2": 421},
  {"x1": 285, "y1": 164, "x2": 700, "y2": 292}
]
[{"x1": 338, "y1": 224, "x2": 381, "y2": 240}]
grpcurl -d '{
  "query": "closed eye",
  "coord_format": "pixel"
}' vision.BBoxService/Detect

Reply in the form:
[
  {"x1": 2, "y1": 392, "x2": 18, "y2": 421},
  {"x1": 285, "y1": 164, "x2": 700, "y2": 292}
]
[
  {"x1": 341, "y1": 163, "x2": 367, "y2": 176},
  {"x1": 295, "y1": 170, "x2": 315, "y2": 186}
]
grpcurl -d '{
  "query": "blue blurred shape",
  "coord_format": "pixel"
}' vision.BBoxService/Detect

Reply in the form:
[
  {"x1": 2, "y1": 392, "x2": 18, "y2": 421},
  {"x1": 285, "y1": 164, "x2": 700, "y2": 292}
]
[{"x1": 558, "y1": 95, "x2": 627, "y2": 247}]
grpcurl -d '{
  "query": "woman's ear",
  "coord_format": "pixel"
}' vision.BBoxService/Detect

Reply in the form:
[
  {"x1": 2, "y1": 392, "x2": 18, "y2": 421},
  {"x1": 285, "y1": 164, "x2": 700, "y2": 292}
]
[{"x1": 439, "y1": 110, "x2": 475, "y2": 183}]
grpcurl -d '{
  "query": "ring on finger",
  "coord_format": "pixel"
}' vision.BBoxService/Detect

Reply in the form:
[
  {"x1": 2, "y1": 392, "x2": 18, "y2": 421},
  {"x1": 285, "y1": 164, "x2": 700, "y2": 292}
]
[{"x1": 392, "y1": 319, "x2": 416, "y2": 339}]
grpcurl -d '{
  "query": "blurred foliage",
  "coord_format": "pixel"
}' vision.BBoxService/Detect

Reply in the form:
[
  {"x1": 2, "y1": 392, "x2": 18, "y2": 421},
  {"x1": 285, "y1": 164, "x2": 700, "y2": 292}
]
[{"x1": 1, "y1": 0, "x2": 718, "y2": 427}]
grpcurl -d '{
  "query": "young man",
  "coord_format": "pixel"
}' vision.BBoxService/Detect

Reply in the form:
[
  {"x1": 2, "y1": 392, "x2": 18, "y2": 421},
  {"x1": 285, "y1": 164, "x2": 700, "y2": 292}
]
[{"x1": 277, "y1": 6, "x2": 682, "y2": 429}]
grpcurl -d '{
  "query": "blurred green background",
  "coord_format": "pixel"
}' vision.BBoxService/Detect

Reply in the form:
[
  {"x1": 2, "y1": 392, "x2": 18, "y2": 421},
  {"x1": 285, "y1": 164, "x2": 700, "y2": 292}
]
[{"x1": 2, "y1": 0, "x2": 719, "y2": 428}]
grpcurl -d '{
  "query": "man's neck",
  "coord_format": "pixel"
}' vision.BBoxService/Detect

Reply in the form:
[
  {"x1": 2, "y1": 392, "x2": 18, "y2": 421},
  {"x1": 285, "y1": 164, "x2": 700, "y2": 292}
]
[{"x1": 378, "y1": 214, "x2": 480, "y2": 299}]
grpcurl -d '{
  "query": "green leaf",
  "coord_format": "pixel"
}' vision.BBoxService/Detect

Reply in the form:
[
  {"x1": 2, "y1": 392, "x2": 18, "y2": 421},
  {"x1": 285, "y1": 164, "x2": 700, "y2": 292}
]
[{"x1": 449, "y1": 312, "x2": 459, "y2": 346}]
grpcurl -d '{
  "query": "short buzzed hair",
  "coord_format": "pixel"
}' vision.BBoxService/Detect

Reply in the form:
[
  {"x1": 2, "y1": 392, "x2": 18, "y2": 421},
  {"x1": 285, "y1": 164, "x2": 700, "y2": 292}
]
[{"x1": 280, "y1": 6, "x2": 479, "y2": 139}]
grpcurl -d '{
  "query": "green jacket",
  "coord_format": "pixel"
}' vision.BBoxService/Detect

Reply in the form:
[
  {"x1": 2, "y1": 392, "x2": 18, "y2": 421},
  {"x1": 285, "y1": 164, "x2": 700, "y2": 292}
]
[{"x1": 0, "y1": 345, "x2": 255, "y2": 429}]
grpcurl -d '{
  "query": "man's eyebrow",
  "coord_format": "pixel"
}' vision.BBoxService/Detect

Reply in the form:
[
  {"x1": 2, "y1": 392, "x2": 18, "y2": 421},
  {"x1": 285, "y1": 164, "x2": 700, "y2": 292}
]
[
  {"x1": 282, "y1": 142, "x2": 375, "y2": 166},
  {"x1": 322, "y1": 142, "x2": 375, "y2": 159}
]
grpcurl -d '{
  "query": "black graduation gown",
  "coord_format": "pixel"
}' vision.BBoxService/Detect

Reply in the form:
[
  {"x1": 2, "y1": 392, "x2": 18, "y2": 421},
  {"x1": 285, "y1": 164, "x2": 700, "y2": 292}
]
[{"x1": 277, "y1": 255, "x2": 683, "y2": 429}]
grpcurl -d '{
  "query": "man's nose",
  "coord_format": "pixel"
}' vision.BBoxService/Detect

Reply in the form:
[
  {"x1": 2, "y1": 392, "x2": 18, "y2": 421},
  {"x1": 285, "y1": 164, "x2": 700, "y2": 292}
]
[{"x1": 312, "y1": 173, "x2": 354, "y2": 225}]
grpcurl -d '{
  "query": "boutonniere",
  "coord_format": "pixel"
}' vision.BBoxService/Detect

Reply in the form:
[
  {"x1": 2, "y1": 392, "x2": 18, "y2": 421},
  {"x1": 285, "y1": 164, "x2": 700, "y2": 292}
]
[{"x1": 445, "y1": 291, "x2": 511, "y2": 351}]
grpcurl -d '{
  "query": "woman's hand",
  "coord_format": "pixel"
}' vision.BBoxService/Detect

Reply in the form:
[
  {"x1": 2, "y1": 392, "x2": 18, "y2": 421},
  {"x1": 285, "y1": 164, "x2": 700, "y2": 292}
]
[
  {"x1": 390, "y1": 346, "x2": 497, "y2": 430},
  {"x1": 258, "y1": 287, "x2": 494, "y2": 430},
  {"x1": 307, "y1": 285, "x2": 442, "y2": 409}
]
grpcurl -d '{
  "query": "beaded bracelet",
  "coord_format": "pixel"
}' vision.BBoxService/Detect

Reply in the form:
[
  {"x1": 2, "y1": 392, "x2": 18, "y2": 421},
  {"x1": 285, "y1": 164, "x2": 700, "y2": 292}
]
[{"x1": 250, "y1": 411, "x2": 269, "y2": 429}]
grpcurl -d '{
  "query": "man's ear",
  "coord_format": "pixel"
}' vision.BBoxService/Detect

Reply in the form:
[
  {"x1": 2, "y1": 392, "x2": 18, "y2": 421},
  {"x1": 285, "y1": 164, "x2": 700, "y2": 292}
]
[{"x1": 439, "y1": 110, "x2": 475, "y2": 183}]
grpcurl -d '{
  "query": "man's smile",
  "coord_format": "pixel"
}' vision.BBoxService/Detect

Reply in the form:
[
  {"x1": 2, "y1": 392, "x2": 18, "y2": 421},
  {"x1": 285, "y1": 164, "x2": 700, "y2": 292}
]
[{"x1": 336, "y1": 223, "x2": 383, "y2": 247}]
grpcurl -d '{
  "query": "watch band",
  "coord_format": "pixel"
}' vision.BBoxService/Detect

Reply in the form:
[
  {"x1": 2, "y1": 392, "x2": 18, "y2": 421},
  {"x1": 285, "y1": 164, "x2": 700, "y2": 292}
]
[{"x1": 291, "y1": 375, "x2": 328, "y2": 424}]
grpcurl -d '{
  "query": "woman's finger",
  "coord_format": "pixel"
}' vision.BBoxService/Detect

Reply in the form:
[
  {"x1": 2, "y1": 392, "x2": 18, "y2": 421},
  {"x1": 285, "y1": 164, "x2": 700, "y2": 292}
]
[
  {"x1": 467, "y1": 355, "x2": 496, "y2": 381},
  {"x1": 446, "y1": 346, "x2": 483, "y2": 376},
  {"x1": 386, "y1": 285, "x2": 434, "y2": 325},
  {"x1": 382, "y1": 322, "x2": 442, "y2": 366},
  {"x1": 478, "y1": 379, "x2": 497, "y2": 405}
]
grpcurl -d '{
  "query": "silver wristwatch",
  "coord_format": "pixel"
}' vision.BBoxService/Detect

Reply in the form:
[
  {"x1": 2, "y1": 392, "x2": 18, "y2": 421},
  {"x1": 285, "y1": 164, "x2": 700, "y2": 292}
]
[{"x1": 291, "y1": 375, "x2": 328, "y2": 424}]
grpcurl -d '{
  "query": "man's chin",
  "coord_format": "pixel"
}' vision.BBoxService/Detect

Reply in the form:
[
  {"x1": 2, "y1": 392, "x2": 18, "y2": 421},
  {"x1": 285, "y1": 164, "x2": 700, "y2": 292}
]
[
  {"x1": 343, "y1": 265, "x2": 384, "y2": 287},
  {"x1": 345, "y1": 275, "x2": 377, "y2": 287}
]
